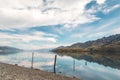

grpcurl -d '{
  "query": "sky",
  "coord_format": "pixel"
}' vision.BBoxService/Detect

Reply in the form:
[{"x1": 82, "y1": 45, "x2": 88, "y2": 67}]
[{"x1": 0, "y1": 0, "x2": 120, "y2": 50}]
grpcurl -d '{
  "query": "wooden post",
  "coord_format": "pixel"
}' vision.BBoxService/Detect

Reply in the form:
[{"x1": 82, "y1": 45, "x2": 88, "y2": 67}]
[
  {"x1": 31, "y1": 52, "x2": 34, "y2": 69},
  {"x1": 54, "y1": 55, "x2": 57, "y2": 74}
]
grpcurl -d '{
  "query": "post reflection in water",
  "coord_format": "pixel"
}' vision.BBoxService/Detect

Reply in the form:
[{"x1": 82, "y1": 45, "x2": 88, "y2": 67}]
[
  {"x1": 85, "y1": 61, "x2": 87, "y2": 66},
  {"x1": 73, "y1": 58, "x2": 75, "y2": 72}
]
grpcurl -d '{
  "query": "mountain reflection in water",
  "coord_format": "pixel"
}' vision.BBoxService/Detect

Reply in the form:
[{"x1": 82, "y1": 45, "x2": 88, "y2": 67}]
[{"x1": 57, "y1": 52, "x2": 120, "y2": 70}]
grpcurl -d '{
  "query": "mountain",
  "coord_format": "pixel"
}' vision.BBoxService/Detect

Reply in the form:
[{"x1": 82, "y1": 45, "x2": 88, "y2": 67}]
[
  {"x1": 0, "y1": 46, "x2": 23, "y2": 54},
  {"x1": 69, "y1": 34, "x2": 120, "y2": 48},
  {"x1": 53, "y1": 34, "x2": 120, "y2": 53}
]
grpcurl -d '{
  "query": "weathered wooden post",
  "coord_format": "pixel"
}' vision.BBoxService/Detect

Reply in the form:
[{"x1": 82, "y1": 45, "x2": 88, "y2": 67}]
[
  {"x1": 54, "y1": 55, "x2": 57, "y2": 74},
  {"x1": 31, "y1": 52, "x2": 34, "y2": 69}
]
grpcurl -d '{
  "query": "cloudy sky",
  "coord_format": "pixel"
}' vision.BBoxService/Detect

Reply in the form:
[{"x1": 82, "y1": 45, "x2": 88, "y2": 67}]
[{"x1": 0, "y1": 0, "x2": 120, "y2": 49}]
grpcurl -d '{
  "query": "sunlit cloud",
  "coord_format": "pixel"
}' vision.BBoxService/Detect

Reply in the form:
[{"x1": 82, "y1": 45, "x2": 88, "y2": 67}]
[
  {"x1": 0, "y1": 0, "x2": 101, "y2": 30},
  {"x1": 96, "y1": 0, "x2": 106, "y2": 4}
]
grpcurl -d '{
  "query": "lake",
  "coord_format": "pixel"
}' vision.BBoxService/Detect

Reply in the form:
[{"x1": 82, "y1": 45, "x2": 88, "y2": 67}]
[{"x1": 0, "y1": 51, "x2": 120, "y2": 80}]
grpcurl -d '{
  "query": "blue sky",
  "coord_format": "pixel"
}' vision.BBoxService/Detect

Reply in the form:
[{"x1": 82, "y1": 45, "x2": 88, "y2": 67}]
[{"x1": 0, "y1": 0, "x2": 120, "y2": 49}]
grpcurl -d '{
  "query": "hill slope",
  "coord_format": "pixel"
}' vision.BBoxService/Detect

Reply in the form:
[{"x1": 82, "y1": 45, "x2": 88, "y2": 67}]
[
  {"x1": 53, "y1": 34, "x2": 120, "y2": 53},
  {"x1": 69, "y1": 34, "x2": 120, "y2": 48}
]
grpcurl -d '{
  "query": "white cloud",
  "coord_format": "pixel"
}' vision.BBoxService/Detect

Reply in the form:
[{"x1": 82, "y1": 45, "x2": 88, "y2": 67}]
[
  {"x1": 0, "y1": 0, "x2": 101, "y2": 30},
  {"x1": 86, "y1": 2, "x2": 120, "y2": 15},
  {"x1": 87, "y1": 32, "x2": 105, "y2": 38},
  {"x1": 70, "y1": 32, "x2": 105, "y2": 40},
  {"x1": 70, "y1": 26, "x2": 120, "y2": 41},
  {"x1": 103, "y1": 4, "x2": 120, "y2": 13},
  {"x1": 71, "y1": 33, "x2": 87, "y2": 38},
  {"x1": 0, "y1": 31, "x2": 71, "y2": 49},
  {"x1": 0, "y1": 41, "x2": 11, "y2": 46},
  {"x1": 86, "y1": 27, "x2": 120, "y2": 41},
  {"x1": 0, "y1": 31, "x2": 57, "y2": 43},
  {"x1": 33, "y1": 31, "x2": 58, "y2": 38},
  {"x1": 107, "y1": 27, "x2": 120, "y2": 34},
  {"x1": 96, "y1": 0, "x2": 106, "y2": 4},
  {"x1": 0, "y1": 0, "x2": 43, "y2": 9},
  {"x1": 0, "y1": 31, "x2": 58, "y2": 49}
]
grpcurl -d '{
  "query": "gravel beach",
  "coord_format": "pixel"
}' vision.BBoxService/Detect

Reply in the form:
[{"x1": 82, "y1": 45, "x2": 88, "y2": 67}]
[{"x1": 0, "y1": 62, "x2": 80, "y2": 80}]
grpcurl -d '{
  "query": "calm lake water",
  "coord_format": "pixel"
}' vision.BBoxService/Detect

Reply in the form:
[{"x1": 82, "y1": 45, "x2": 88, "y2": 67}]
[{"x1": 0, "y1": 51, "x2": 120, "y2": 80}]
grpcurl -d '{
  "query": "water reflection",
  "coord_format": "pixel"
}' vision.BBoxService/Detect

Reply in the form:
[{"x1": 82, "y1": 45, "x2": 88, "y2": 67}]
[
  {"x1": 59, "y1": 52, "x2": 120, "y2": 70},
  {"x1": 0, "y1": 51, "x2": 120, "y2": 80},
  {"x1": 73, "y1": 59, "x2": 75, "y2": 71},
  {"x1": 0, "y1": 51, "x2": 20, "y2": 55},
  {"x1": 55, "y1": 52, "x2": 120, "y2": 80},
  {"x1": 85, "y1": 61, "x2": 87, "y2": 66}
]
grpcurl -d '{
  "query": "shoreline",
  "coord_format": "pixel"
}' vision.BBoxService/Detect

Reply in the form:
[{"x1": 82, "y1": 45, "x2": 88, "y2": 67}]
[
  {"x1": 0, "y1": 62, "x2": 80, "y2": 80},
  {"x1": 52, "y1": 48, "x2": 120, "y2": 54}
]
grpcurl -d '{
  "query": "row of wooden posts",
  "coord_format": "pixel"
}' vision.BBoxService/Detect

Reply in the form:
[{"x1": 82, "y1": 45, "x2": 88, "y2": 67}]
[
  {"x1": 31, "y1": 53, "x2": 57, "y2": 74},
  {"x1": 31, "y1": 53, "x2": 78, "y2": 74}
]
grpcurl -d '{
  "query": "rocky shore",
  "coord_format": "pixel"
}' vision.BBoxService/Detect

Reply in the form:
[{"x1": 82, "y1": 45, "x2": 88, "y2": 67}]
[{"x1": 0, "y1": 62, "x2": 80, "y2": 80}]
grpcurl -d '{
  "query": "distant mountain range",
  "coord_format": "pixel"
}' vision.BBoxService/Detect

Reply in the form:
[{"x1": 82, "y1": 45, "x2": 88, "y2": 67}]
[
  {"x1": 26, "y1": 48, "x2": 51, "y2": 53},
  {"x1": 0, "y1": 46, "x2": 23, "y2": 54},
  {"x1": 0, "y1": 46, "x2": 52, "y2": 54},
  {"x1": 53, "y1": 34, "x2": 120, "y2": 53}
]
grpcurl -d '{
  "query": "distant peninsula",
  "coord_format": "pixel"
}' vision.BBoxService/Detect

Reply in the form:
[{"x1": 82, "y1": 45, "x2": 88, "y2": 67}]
[
  {"x1": 52, "y1": 34, "x2": 120, "y2": 53},
  {"x1": 0, "y1": 46, "x2": 23, "y2": 54}
]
